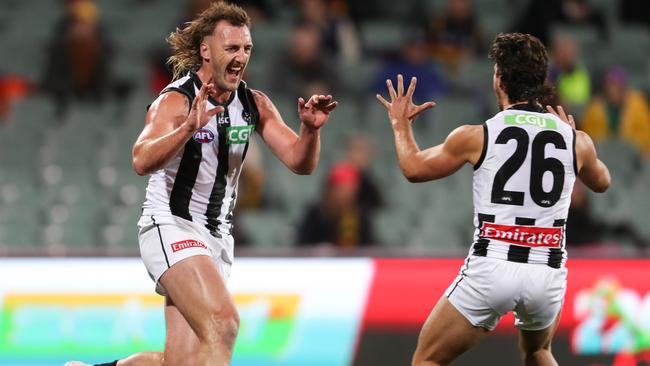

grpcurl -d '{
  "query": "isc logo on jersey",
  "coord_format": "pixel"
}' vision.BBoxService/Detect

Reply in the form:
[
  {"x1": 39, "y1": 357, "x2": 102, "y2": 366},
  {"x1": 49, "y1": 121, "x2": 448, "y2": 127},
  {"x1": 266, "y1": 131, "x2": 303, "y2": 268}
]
[
  {"x1": 505, "y1": 114, "x2": 557, "y2": 129},
  {"x1": 227, "y1": 125, "x2": 254, "y2": 144},
  {"x1": 193, "y1": 129, "x2": 215, "y2": 143}
]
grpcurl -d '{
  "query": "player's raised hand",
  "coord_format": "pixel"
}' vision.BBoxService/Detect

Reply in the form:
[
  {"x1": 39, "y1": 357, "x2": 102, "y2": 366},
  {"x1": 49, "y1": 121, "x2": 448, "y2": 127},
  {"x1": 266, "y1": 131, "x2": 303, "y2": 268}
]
[
  {"x1": 546, "y1": 105, "x2": 576, "y2": 129},
  {"x1": 183, "y1": 82, "x2": 224, "y2": 132},
  {"x1": 376, "y1": 74, "x2": 436, "y2": 127},
  {"x1": 298, "y1": 94, "x2": 338, "y2": 130}
]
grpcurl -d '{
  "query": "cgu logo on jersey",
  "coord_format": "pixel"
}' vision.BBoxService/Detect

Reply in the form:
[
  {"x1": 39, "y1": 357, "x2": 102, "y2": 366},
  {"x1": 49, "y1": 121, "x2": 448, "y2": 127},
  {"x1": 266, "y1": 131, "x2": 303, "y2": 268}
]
[
  {"x1": 505, "y1": 114, "x2": 557, "y2": 129},
  {"x1": 227, "y1": 125, "x2": 254, "y2": 144},
  {"x1": 480, "y1": 222, "x2": 563, "y2": 248},
  {"x1": 193, "y1": 128, "x2": 215, "y2": 143}
]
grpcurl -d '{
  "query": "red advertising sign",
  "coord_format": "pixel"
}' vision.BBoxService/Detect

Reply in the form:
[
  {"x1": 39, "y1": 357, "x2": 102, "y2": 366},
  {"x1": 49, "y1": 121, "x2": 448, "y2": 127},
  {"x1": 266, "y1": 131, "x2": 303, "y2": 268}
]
[{"x1": 362, "y1": 259, "x2": 650, "y2": 341}]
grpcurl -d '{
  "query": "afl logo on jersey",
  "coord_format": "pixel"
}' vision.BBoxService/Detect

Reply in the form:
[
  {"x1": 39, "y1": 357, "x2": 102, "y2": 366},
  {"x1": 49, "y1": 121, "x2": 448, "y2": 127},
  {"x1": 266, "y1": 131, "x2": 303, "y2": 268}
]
[{"x1": 193, "y1": 129, "x2": 215, "y2": 143}]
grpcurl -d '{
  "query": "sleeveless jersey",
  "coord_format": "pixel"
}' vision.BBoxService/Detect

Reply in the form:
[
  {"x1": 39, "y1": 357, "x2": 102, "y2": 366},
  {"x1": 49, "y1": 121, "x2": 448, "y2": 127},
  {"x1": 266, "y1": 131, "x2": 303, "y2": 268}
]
[
  {"x1": 470, "y1": 104, "x2": 577, "y2": 268},
  {"x1": 142, "y1": 71, "x2": 259, "y2": 238}
]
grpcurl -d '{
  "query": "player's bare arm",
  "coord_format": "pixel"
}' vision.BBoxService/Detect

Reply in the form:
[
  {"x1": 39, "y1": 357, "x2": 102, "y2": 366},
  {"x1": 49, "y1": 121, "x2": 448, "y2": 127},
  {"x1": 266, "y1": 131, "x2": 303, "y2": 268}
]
[
  {"x1": 546, "y1": 105, "x2": 611, "y2": 193},
  {"x1": 132, "y1": 83, "x2": 223, "y2": 175},
  {"x1": 377, "y1": 74, "x2": 483, "y2": 182},
  {"x1": 575, "y1": 131, "x2": 611, "y2": 192},
  {"x1": 253, "y1": 89, "x2": 337, "y2": 174}
]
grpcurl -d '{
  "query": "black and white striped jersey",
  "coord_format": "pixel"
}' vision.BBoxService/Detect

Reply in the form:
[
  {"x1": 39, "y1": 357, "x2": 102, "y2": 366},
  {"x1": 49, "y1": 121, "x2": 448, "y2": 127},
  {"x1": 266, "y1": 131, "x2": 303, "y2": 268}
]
[
  {"x1": 142, "y1": 71, "x2": 259, "y2": 238},
  {"x1": 469, "y1": 103, "x2": 577, "y2": 268}
]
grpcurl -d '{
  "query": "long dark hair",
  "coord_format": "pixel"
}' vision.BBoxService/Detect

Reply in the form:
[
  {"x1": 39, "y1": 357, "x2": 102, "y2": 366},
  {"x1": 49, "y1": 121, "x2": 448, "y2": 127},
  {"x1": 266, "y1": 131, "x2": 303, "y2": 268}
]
[{"x1": 489, "y1": 32, "x2": 555, "y2": 105}]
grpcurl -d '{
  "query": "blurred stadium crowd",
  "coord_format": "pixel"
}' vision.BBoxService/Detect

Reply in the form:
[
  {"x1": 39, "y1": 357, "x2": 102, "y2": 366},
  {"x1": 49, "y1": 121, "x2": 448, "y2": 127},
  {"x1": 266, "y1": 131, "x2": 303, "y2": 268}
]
[{"x1": 0, "y1": 0, "x2": 648, "y2": 255}]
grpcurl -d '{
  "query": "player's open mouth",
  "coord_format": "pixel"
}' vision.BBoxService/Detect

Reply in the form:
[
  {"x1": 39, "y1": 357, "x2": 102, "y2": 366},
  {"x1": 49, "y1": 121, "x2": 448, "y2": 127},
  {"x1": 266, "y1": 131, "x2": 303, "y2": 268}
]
[{"x1": 226, "y1": 64, "x2": 243, "y2": 78}]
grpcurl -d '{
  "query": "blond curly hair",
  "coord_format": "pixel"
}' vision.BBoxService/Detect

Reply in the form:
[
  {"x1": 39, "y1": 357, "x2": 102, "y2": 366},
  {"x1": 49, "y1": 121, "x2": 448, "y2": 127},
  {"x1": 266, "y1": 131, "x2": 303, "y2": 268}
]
[{"x1": 167, "y1": 1, "x2": 251, "y2": 80}]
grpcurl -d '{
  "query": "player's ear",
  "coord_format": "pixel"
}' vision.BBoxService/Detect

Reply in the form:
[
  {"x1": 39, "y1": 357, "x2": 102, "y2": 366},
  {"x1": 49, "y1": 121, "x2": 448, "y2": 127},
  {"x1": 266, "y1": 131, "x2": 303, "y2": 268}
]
[{"x1": 200, "y1": 40, "x2": 210, "y2": 63}]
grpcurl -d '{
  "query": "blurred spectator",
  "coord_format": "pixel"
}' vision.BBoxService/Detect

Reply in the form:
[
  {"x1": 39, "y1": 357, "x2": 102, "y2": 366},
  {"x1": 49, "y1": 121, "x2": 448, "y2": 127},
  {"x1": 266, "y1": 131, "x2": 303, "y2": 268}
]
[
  {"x1": 178, "y1": 0, "x2": 272, "y2": 24},
  {"x1": 512, "y1": 0, "x2": 607, "y2": 45},
  {"x1": 149, "y1": 0, "x2": 211, "y2": 95},
  {"x1": 373, "y1": 31, "x2": 448, "y2": 104},
  {"x1": 41, "y1": 0, "x2": 128, "y2": 117},
  {"x1": 511, "y1": 0, "x2": 556, "y2": 44},
  {"x1": 548, "y1": 33, "x2": 591, "y2": 111},
  {"x1": 428, "y1": 0, "x2": 484, "y2": 70},
  {"x1": 0, "y1": 74, "x2": 31, "y2": 122},
  {"x1": 567, "y1": 182, "x2": 647, "y2": 249},
  {"x1": 271, "y1": 23, "x2": 340, "y2": 97},
  {"x1": 149, "y1": 48, "x2": 173, "y2": 95},
  {"x1": 232, "y1": 139, "x2": 267, "y2": 246},
  {"x1": 295, "y1": 0, "x2": 361, "y2": 65},
  {"x1": 185, "y1": 0, "x2": 212, "y2": 22},
  {"x1": 232, "y1": 0, "x2": 272, "y2": 23},
  {"x1": 345, "y1": 136, "x2": 383, "y2": 211},
  {"x1": 620, "y1": 0, "x2": 650, "y2": 26},
  {"x1": 236, "y1": 139, "x2": 266, "y2": 212},
  {"x1": 558, "y1": 0, "x2": 607, "y2": 38},
  {"x1": 297, "y1": 162, "x2": 376, "y2": 248},
  {"x1": 581, "y1": 66, "x2": 650, "y2": 156}
]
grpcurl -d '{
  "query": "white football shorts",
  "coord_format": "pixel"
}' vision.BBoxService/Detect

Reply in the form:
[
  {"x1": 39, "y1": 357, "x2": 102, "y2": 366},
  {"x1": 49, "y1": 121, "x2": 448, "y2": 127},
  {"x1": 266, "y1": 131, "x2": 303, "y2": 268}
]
[
  {"x1": 137, "y1": 214, "x2": 234, "y2": 295},
  {"x1": 445, "y1": 255, "x2": 567, "y2": 331}
]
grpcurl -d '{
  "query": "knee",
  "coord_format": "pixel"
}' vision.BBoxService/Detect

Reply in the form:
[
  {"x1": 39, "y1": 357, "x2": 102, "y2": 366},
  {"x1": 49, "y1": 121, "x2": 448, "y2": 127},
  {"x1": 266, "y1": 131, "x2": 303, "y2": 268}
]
[
  {"x1": 412, "y1": 350, "x2": 447, "y2": 366},
  {"x1": 520, "y1": 347, "x2": 551, "y2": 363},
  {"x1": 163, "y1": 347, "x2": 196, "y2": 366},
  {"x1": 196, "y1": 303, "x2": 240, "y2": 348},
  {"x1": 412, "y1": 360, "x2": 443, "y2": 366},
  {"x1": 521, "y1": 338, "x2": 552, "y2": 355},
  {"x1": 163, "y1": 354, "x2": 194, "y2": 366}
]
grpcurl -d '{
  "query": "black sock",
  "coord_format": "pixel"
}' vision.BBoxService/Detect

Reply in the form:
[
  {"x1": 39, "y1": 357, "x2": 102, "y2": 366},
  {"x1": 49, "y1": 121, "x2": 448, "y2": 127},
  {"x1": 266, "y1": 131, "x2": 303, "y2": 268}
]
[{"x1": 94, "y1": 362, "x2": 118, "y2": 366}]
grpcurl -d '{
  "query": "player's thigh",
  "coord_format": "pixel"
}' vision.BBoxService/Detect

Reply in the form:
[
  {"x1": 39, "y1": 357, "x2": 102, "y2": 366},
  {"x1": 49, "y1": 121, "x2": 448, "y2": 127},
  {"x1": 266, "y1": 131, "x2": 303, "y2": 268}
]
[
  {"x1": 163, "y1": 296, "x2": 200, "y2": 366},
  {"x1": 412, "y1": 296, "x2": 487, "y2": 365},
  {"x1": 518, "y1": 312, "x2": 561, "y2": 356},
  {"x1": 516, "y1": 265, "x2": 566, "y2": 355},
  {"x1": 159, "y1": 255, "x2": 239, "y2": 340}
]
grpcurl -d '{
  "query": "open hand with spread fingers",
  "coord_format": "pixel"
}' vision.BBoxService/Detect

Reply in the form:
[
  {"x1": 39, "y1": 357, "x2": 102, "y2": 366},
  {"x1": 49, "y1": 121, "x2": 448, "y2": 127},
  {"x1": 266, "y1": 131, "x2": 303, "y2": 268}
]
[
  {"x1": 546, "y1": 104, "x2": 576, "y2": 129},
  {"x1": 298, "y1": 94, "x2": 338, "y2": 130},
  {"x1": 376, "y1": 74, "x2": 436, "y2": 127},
  {"x1": 183, "y1": 82, "x2": 224, "y2": 132}
]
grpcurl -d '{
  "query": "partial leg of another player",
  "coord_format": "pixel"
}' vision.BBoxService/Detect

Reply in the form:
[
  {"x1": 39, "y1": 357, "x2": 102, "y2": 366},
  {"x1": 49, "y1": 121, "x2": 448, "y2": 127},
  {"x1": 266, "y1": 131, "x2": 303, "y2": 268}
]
[
  {"x1": 518, "y1": 313, "x2": 561, "y2": 366},
  {"x1": 411, "y1": 297, "x2": 487, "y2": 366},
  {"x1": 115, "y1": 352, "x2": 163, "y2": 366},
  {"x1": 65, "y1": 352, "x2": 162, "y2": 366},
  {"x1": 159, "y1": 255, "x2": 239, "y2": 366},
  {"x1": 67, "y1": 268, "x2": 208, "y2": 366},
  {"x1": 116, "y1": 295, "x2": 201, "y2": 366},
  {"x1": 156, "y1": 295, "x2": 201, "y2": 365}
]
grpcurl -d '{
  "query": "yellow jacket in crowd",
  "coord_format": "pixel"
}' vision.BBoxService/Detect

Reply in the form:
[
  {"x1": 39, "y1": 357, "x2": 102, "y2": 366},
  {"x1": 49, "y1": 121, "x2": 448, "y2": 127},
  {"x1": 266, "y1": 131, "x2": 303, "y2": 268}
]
[{"x1": 581, "y1": 89, "x2": 650, "y2": 156}]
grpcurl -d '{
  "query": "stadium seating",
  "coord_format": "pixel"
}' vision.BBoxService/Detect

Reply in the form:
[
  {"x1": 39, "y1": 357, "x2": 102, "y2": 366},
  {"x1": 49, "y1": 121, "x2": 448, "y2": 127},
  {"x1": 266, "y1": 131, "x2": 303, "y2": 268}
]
[{"x1": 0, "y1": 0, "x2": 647, "y2": 252}]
